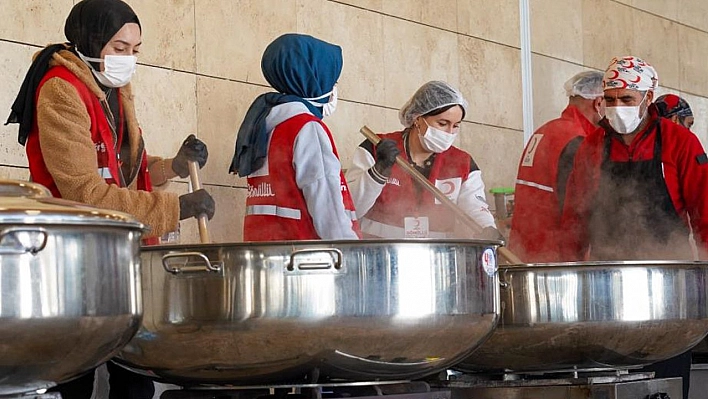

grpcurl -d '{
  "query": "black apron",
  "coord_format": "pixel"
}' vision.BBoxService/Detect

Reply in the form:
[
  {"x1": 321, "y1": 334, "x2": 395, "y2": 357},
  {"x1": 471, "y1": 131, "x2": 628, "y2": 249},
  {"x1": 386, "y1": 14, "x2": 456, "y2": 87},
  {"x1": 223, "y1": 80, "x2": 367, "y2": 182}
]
[{"x1": 588, "y1": 122, "x2": 691, "y2": 260}]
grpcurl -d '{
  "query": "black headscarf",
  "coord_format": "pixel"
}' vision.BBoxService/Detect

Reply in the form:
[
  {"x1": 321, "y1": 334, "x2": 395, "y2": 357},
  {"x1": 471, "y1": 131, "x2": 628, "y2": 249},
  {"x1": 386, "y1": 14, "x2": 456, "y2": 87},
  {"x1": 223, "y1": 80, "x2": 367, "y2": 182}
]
[{"x1": 5, "y1": 0, "x2": 140, "y2": 145}]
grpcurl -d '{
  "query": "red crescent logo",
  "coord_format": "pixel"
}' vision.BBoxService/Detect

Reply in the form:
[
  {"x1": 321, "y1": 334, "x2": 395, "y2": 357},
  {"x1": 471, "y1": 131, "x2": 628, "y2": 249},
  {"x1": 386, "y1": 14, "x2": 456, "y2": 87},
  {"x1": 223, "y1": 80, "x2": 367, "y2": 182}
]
[
  {"x1": 441, "y1": 181, "x2": 455, "y2": 195},
  {"x1": 624, "y1": 60, "x2": 635, "y2": 68},
  {"x1": 630, "y1": 75, "x2": 641, "y2": 83},
  {"x1": 617, "y1": 79, "x2": 628, "y2": 88},
  {"x1": 608, "y1": 70, "x2": 620, "y2": 79}
]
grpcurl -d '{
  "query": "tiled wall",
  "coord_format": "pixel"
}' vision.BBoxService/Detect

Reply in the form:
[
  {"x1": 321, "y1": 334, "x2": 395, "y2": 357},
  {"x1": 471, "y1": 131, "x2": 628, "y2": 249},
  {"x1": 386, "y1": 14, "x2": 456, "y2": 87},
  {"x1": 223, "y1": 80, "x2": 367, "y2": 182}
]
[{"x1": 1, "y1": 0, "x2": 707, "y2": 243}]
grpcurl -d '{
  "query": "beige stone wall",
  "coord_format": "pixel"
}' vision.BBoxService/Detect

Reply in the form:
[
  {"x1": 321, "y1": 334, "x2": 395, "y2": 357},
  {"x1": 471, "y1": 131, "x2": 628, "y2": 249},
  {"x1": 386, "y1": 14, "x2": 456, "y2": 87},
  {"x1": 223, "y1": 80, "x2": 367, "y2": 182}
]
[{"x1": 1, "y1": 0, "x2": 707, "y2": 243}]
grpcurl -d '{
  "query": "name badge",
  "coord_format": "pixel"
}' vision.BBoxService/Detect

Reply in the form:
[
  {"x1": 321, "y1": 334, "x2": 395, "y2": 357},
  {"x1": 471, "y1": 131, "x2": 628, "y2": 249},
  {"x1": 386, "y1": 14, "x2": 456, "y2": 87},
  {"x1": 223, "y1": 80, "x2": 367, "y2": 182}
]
[{"x1": 404, "y1": 217, "x2": 429, "y2": 238}]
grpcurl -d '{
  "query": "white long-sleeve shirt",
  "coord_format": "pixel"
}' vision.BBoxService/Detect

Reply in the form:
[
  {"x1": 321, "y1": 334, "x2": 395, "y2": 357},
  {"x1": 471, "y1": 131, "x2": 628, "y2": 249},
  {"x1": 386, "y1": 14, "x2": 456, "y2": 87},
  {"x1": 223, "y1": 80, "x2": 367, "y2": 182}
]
[
  {"x1": 248, "y1": 102, "x2": 358, "y2": 240},
  {"x1": 345, "y1": 140, "x2": 496, "y2": 237}
]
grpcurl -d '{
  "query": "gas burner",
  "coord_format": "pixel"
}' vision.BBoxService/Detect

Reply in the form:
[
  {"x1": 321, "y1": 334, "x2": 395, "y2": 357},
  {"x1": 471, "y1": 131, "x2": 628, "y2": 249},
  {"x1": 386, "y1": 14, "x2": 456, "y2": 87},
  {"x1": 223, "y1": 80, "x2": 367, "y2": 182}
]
[
  {"x1": 439, "y1": 370, "x2": 656, "y2": 388},
  {"x1": 446, "y1": 367, "x2": 649, "y2": 383},
  {"x1": 0, "y1": 393, "x2": 61, "y2": 399},
  {"x1": 160, "y1": 381, "x2": 451, "y2": 399},
  {"x1": 429, "y1": 369, "x2": 681, "y2": 399}
]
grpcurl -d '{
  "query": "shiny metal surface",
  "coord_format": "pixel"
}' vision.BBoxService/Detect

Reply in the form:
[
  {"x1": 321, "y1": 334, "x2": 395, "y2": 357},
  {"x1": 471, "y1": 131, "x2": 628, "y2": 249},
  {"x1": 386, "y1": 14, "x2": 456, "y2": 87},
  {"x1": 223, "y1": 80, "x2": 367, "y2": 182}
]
[
  {"x1": 457, "y1": 261, "x2": 708, "y2": 372},
  {"x1": 0, "y1": 179, "x2": 145, "y2": 228},
  {"x1": 0, "y1": 180, "x2": 144, "y2": 396},
  {"x1": 116, "y1": 239, "x2": 501, "y2": 385}
]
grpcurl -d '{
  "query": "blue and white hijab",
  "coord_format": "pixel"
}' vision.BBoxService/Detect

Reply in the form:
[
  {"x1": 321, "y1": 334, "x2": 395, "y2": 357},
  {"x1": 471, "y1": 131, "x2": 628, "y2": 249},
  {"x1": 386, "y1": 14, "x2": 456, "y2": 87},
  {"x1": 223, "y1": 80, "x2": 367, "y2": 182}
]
[{"x1": 229, "y1": 33, "x2": 343, "y2": 176}]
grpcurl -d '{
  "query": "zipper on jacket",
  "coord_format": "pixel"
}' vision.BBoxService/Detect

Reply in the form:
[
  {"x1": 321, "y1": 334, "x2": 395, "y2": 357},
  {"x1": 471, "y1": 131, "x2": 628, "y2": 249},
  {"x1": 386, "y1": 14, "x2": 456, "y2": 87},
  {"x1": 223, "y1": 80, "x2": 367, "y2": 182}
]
[{"x1": 99, "y1": 97, "x2": 127, "y2": 187}]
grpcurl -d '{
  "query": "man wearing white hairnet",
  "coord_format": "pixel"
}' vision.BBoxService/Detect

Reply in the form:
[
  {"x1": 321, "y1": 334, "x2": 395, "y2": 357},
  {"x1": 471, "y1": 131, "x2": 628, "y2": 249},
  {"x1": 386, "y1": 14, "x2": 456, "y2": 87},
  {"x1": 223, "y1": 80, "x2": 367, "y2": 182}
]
[
  {"x1": 345, "y1": 81, "x2": 499, "y2": 239},
  {"x1": 508, "y1": 71, "x2": 605, "y2": 262},
  {"x1": 561, "y1": 57, "x2": 708, "y2": 398}
]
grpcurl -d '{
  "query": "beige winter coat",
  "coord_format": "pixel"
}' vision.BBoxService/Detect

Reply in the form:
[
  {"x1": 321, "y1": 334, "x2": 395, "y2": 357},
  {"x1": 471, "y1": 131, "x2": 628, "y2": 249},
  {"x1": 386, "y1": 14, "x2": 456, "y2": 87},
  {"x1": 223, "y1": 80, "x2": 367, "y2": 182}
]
[{"x1": 35, "y1": 47, "x2": 179, "y2": 237}]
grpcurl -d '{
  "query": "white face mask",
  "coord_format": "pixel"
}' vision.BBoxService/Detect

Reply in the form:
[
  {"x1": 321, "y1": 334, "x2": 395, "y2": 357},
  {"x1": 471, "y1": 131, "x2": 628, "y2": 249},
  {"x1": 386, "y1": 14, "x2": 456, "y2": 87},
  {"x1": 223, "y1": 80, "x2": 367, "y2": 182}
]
[
  {"x1": 417, "y1": 119, "x2": 457, "y2": 153},
  {"x1": 78, "y1": 51, "x2": 137, "y2": 88},
  {"x1": 304, "y1": 86, "x2": 338, "y2": 117},
  {"x1": 605, "y1": 93, "x2": 648, "y2": 134}
]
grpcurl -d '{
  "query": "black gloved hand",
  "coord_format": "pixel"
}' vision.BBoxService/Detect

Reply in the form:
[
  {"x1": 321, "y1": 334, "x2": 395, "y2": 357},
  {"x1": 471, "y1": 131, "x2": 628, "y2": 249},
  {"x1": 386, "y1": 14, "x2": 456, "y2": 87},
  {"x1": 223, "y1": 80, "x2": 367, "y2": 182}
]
[
  {"x1": 480, "y1": 226, "x2": 506, "y2": 242},
  {"x1": 372, "y1": 139, "x2": 400, "y2": 178},
  {"x1": 172, "y1": 134, "x2": 209, "y2": 178},
  {"x1": 179, "y1": 189, "x2": 215, "y2": 220}
]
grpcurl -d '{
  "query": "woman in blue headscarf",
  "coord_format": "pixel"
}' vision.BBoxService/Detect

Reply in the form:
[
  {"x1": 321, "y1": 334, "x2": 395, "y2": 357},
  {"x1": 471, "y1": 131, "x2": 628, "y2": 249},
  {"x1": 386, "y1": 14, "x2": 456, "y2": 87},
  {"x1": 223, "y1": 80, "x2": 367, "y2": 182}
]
[{"x1": 230, "y1": 33, "x2": 361, "y2": 241}]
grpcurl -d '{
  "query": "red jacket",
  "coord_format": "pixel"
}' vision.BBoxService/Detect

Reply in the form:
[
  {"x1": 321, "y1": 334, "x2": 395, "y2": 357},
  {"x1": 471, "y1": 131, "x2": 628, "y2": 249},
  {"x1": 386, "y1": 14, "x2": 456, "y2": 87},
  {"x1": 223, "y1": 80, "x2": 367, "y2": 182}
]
[
  {"x1": 244, "y1": 113, "x2": 361, "y2": 241},
  {"x1": 509, "y1": 105, "x2": 596, "y2": 262},
  {"x1": 362, "y1": 132, "x2": 473, "y2": 238},
  {"x1": 560, "y1": 105, "x2": 708, "y2": 260},
  {"x1": 27, "y1": 65, "x2": 153, "y2": 197}
]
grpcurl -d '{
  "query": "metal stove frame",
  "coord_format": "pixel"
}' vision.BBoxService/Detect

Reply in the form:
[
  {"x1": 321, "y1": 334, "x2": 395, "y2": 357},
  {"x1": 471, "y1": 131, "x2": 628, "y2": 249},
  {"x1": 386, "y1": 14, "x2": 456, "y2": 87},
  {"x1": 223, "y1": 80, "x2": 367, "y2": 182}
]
[
  {"x1": 433, "y1": 369, "x2": 682, "y2": 399},
  {"x1": 160, "y1": 380, "x2": 451, "y2": 399},
  {"x1": 2, "y1": 393, "x2": 60, "y2": 399}
]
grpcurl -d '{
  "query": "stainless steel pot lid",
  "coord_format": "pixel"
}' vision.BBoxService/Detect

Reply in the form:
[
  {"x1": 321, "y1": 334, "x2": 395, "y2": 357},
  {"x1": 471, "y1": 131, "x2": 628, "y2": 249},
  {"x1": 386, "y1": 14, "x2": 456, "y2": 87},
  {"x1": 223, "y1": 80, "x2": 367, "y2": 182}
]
[{"x1": 0, "y1": 179, "x2": 145, "y2": 230}]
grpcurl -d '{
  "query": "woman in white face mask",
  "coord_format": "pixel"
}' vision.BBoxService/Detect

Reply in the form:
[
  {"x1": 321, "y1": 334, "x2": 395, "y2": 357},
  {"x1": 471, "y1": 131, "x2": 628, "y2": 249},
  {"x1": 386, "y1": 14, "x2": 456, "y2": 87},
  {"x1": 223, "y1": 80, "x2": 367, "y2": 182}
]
[
  {"x1": 6, "y1": 2, "x2": 217, "y2": 396},
  {"x1": 345, "y1": 81, "x2": 501, "y2": 241}
]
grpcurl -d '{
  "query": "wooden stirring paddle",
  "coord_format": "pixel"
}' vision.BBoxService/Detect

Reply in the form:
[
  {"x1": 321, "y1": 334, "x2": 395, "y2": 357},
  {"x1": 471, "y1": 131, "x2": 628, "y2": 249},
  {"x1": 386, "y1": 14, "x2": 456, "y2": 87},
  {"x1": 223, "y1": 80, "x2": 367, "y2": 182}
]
[{"x1": 360, "y1": 125, "x2": 523, "y2": 264}]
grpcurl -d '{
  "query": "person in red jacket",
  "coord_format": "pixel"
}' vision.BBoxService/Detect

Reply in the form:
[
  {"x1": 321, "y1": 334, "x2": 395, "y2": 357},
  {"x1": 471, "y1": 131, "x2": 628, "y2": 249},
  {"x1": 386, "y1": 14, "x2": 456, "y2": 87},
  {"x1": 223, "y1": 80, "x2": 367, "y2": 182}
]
[
  {"x1": 346, "y1": 81, "x2": 500, "y2": 240},
  {"x1": 560, "y1": 55, "x2": 708, "y2": 262},
  {"x1": 560, "y1": 56, "x2": 708, "y2": 399},
  {"x1": 5, "y1": 1, "x2": 214, "y2": 397},
  {"x1": 230, "y1": 33, "x2": 361, "y2": 241},
  {"x1": 655, "y1": 93, "x2": 694, "y2": 130},
  {"x1": 508, "y1": 71, "x2": 605, "y2": 262}
]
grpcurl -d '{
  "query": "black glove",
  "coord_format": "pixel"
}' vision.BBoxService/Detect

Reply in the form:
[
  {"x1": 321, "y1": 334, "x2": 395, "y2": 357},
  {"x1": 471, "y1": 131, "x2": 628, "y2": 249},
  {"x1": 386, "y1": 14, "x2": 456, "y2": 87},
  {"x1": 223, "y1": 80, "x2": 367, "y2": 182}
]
[
  {"x1": 372, "y1": 139, "x2": 400, "y2": 178},
  {"x1": 172, "y1": 134, "x2": 209, "y2": 178},
  {"x1": 480, "y1": 226, "x2": 506, "y2": 242},
  {"x1": 179, "y1": 189, "x2": 215, "y2": 220}
]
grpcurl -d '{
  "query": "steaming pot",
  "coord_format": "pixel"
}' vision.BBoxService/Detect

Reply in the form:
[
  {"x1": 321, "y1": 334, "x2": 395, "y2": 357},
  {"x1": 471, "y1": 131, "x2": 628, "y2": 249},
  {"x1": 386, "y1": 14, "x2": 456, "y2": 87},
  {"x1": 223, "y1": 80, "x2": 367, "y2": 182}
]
[{"x1": 456, "y1": 260, "x2": 708, "y2": 372}]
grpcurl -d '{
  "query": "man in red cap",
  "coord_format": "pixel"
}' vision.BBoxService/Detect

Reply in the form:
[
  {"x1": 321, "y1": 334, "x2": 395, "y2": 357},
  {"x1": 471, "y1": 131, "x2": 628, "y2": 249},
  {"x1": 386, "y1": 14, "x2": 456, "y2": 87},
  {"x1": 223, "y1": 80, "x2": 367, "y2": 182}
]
[{"x1": 656, "y1": 93, "x2": 694, "y2": 130}]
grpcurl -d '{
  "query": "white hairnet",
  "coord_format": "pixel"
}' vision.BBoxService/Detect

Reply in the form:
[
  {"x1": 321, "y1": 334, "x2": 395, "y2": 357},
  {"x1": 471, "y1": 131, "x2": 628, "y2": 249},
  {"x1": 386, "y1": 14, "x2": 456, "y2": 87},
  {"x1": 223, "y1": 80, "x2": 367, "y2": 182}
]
[
  {"x1": 399, "y1": 81, "x2": 468, "y2": 127},
  {"x1": 564, "y1": 71, "x2": 604, "y2": 99}
]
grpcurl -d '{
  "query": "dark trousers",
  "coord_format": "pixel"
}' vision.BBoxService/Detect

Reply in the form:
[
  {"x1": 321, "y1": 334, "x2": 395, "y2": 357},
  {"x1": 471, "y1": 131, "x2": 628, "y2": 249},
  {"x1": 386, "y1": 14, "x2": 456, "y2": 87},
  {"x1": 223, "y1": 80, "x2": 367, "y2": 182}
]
[
  {"x1": 642, "y1": 350, "x2": 692, "y2": 399},
  {"x1": 48, "y1": 361, "x2": 155, "y2": 399}
]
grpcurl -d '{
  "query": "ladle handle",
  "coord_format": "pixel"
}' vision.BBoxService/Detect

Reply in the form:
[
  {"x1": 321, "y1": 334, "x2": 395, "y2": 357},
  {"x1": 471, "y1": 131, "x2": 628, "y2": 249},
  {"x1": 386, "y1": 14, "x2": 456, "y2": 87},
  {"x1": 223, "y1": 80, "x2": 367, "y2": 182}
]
[
  {"x1": 188, "y1": 160, "x2": 211, "y2": 244},
  {"x1": 360, "y1": 125, "x2": 523, "y2": 265}
]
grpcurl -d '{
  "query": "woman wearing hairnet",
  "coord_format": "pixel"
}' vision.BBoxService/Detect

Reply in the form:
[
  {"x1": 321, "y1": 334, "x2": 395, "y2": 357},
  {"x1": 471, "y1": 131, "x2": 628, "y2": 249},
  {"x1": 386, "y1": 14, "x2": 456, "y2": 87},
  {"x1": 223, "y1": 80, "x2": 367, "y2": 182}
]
[
  {"x1": 230, "y1": 33, "x2": 361, "y2": 241},
  {"x1": 346, "y1": 81, "x2": 500, "y2": 239}
]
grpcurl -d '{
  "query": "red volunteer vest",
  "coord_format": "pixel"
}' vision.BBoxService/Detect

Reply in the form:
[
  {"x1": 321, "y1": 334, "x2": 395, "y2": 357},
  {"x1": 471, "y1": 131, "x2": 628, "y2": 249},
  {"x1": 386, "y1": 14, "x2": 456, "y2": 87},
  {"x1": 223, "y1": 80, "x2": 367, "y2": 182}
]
[
  {"x1": 243, "y1": 113, "x2": 361, "y2": 241},
  {"x1": 26, "y1": 65, "x2": 157, "y2": 244},
  {"x1": 362, "y1": 132, "x2": 472, "y2": 238},
  {"x1": 508, "y1": 106, "x2": 594, "y2": 262}
]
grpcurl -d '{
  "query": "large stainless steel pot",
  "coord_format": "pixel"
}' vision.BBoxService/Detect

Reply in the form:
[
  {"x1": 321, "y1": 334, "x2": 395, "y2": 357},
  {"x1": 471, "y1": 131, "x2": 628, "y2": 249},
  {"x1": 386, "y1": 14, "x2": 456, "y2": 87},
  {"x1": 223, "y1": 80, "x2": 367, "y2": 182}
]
[
  {"x1": 115, "y1": 239, "x2": 500, "y2": 385},
  {"x1": 0, "y1": 180, "x2": 145, "y2": 396},
  {"x1": 456, "y1": 261, "x2": 708, "y2": 372}
]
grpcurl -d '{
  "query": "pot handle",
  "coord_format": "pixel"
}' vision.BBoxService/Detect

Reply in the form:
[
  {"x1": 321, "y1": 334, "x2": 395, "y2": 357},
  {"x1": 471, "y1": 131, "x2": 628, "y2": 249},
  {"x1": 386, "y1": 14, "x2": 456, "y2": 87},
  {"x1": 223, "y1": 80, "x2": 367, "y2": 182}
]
[
  {"x1": 287, "y1": 248, "x2": 343, "y2": 271},
  {"x1": 162, "y1": 251, "x2": 222, "y2": 274},
  {"x1": 0, "y1": 227, "x2": 48, "y2": 255},
  {"x1": 499, "y1": 268, "x2": 510, "y2": 289}
]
